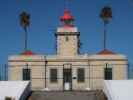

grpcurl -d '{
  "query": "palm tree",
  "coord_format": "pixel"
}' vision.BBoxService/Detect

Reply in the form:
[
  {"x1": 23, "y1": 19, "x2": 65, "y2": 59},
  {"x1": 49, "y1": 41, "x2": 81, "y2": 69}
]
[
  {"x1": 19, "y1": 11, "x2": 30, "y2": 51},
  {"x1": 100, "y1": 6, "x2": 112, "y2": 50}
]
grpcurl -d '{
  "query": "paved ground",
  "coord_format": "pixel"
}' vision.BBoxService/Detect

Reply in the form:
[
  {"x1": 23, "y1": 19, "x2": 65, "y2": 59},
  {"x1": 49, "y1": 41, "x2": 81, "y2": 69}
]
[{"x1": 28, "y1": 90, "x2": 107, "y2": 100}]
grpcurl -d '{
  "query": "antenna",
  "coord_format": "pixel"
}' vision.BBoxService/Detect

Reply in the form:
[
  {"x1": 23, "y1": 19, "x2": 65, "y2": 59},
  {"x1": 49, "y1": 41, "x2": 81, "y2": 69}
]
[
  {"x1": 64, "y1": 0, "x2": 71, "y2": 10},
  {"x1": 64, "y1": 0, "x2": 67, "y2": 9},
  {"x1": 100, "y1": 6, "x2": 112, "y2": 50}
]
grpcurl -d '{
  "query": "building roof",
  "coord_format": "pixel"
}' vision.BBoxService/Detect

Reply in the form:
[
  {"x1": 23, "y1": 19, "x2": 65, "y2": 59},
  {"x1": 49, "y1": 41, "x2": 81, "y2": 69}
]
[
  {"x1": 97, "y1": 49, "x2": 116, "y2": 55},
  {"x1": 103, "y1": 80, "x2": 133, "y2": 100},
  {"x1": 0, "y1": 81, "x2": 30, "y2": 100}
]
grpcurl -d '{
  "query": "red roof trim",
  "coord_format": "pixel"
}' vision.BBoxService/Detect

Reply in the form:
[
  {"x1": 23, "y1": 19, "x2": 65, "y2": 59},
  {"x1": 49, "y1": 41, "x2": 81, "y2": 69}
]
[
  {"x1": 20, "y1": 50, "x2": 35, "y2": 55},
  {"x1": 97, "y1": 49, "x2": 116, "y2": 55}
]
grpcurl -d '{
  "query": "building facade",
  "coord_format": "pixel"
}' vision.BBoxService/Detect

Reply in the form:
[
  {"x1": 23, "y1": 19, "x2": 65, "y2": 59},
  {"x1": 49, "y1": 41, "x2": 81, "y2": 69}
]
[{"x1": 8, "y1": 10, "x2": 128, "y2": 91}]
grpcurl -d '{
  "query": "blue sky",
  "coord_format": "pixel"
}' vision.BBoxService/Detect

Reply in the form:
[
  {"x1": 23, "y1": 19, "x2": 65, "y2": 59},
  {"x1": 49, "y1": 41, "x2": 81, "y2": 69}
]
[{"x1": 0, "y1": 0, "x2": 133, "y2": 68}]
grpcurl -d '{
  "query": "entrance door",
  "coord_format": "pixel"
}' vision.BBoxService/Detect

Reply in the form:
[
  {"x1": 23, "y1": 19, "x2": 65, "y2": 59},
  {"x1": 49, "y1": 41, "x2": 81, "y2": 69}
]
[{"x1": 63, "y1": 69, "x2": 72, "y2": 90}]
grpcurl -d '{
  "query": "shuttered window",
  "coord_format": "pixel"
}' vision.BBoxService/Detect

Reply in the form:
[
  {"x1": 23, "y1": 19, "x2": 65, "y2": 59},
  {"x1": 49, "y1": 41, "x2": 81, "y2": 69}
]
[
  {"x1": 23, "y1": 68, "x2": 31, "y2": 80},
  {"x1": 50, "y1": 69, "x2": 58, "y2": 83},
  {"x1": 77, "y1": 68, "x2": 85, "y2": 82},
  {"x1": 104, "y1": 64, "x2": 112, "y2": 80}
]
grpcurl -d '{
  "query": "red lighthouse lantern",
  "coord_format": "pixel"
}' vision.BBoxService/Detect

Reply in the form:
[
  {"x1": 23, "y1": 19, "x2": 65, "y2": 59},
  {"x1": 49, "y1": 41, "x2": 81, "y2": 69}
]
[{"x1": 60, "y1": 9, "x2": 74, "y2": 27}]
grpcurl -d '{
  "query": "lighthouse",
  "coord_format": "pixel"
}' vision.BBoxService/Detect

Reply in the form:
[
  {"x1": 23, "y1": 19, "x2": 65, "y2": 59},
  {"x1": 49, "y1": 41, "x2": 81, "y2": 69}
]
[
  {"x1": 8, "y1": 8, "x2": 128, "y2": 91},
  {"x1": 56, "y1": 9, "x2": 80, "y2": 56}
]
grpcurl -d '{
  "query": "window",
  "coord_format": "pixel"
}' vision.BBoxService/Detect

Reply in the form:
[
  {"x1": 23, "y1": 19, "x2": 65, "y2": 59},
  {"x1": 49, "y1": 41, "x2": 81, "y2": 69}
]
[
  {"x1": 77, "y1": 68, "x2": 85, "y2": 82},
  {"x1": 23, "y1": 68, "x2": 31, "y2": 80},
  {"x1": 104, "y1": 64, "x2": 112, "y2": 80},
  {"x1": 5, "y1": 97, "x2": 12, "y2": 100},
  {"x1": 50, "y1": 69, "x2": 58, "y2": 83},
  {"x1": 65, "y1": 36, "x2": 69, "y2": 42}
]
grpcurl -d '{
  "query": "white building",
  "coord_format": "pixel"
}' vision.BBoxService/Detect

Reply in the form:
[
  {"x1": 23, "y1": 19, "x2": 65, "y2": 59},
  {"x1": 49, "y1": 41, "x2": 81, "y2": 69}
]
[{"x1": 8, "y1": 9, "x2": 128, "y2": 91}]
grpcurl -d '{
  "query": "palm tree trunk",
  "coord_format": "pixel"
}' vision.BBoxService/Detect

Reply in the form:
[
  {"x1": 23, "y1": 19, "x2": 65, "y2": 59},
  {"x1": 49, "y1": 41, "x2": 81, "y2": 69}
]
[{"x1": 24, "y1": 27, "x2": 28, "y2": 51}]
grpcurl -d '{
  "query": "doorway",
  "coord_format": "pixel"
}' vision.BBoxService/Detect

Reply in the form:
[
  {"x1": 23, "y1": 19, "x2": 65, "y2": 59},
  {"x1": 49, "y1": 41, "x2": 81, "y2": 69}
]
[{"x1": 63, "y1": 68, "x2": 72, "y2": 91}]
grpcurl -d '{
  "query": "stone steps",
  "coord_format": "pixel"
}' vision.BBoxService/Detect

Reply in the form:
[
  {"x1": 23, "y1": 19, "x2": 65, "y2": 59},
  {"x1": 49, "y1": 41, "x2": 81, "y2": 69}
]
[{"x1": 29, "y1": 90, "x2": 107, "y2": 100}]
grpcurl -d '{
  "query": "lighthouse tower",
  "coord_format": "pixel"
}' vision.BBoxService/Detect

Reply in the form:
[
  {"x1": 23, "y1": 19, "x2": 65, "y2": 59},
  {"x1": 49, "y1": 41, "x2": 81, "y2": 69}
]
[{"x1": 55, "y1": 9, "x2": 80, "y2": 56}]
